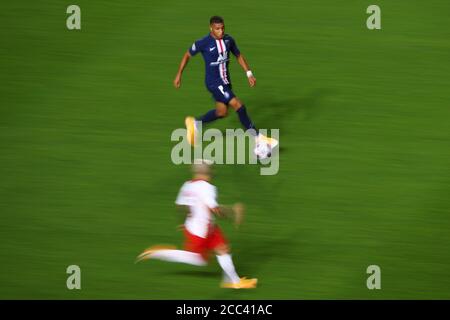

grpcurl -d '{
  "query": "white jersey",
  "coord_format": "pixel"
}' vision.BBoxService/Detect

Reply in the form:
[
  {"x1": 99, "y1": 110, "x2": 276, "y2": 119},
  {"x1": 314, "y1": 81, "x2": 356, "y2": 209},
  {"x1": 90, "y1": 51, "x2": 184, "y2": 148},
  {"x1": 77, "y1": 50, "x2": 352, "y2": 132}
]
[{"x1": 175, "y1": 179, "x2": 218, "y2": 238}]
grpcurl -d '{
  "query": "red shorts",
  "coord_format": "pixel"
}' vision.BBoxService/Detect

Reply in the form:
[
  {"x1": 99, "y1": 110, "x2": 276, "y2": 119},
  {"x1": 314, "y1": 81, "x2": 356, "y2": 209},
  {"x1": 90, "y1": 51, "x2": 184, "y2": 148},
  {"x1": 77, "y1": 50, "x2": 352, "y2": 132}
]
[{"x1": 183, "y1": 225, "x2": 228, "y2": 260}]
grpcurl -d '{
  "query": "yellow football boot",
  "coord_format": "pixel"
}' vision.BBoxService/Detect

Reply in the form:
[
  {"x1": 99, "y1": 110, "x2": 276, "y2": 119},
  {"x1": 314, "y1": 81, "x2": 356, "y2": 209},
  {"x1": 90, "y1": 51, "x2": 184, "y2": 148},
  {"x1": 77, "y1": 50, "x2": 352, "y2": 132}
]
[
  {"x1": 221, "y1": 277, "x2": 258, "y2": 289},
  {"x1": 185, "y1": 116, "x2": 197, "y2": 146}
]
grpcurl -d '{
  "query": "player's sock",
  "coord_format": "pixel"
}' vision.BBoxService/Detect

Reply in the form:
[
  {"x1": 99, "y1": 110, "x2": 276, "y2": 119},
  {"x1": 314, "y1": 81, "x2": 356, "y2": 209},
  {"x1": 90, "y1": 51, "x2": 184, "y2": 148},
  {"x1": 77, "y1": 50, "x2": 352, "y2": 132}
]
[
  {"x1": 222, "y1": 273, "x2": 232, "y2": 283},
  {"x1": 148, "y1": 250, "x2": 207, "y2": 266},
  {"x1": 197, "y1": 109, "x2": 222, "y2": 123},
  {"x1": 216, "y1": 254, "x2": 240, "y2": 284},
  {"x1": 236, "y1": 105, "x2": 258, "y2": 135}
]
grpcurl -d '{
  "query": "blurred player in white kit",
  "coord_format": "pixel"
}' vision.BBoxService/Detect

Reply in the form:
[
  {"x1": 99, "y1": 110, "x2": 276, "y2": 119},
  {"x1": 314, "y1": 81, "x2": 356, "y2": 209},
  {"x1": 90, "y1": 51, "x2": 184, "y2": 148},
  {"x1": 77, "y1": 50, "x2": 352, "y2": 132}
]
[{"x1": 136, "y1": 160, "x2": 257, "y2": 289}]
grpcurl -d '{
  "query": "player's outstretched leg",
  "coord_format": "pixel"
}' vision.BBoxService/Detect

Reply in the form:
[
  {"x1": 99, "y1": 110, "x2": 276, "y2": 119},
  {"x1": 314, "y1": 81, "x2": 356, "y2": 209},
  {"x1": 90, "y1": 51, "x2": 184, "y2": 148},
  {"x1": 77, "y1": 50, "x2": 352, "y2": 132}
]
[
  {"x1": 196, "y1": 105, "x2": 225, "y2": 123},
  {"x1": 229, "y1": 98, "x2": 278, "y2": 148},
  {"x1": 196, "y1": 102, "x2": 228, "y2": 125},
  {"x1": 136, "y1": 245, "x2": 207, "y2": 266}
]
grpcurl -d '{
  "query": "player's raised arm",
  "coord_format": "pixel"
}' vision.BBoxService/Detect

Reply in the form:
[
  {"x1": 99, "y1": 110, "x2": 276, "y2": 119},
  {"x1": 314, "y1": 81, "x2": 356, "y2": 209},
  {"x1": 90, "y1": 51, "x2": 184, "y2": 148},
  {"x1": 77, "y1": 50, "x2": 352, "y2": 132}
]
[
  {"x1": 236, "y1": 54, "x2": 256, "y2": 87},
  {"x1": 228, "y1": 36, "x2": 256, "y2": 88},
  {"x1": 173, "y1": 51, "x2": 191, "y2": 89}
]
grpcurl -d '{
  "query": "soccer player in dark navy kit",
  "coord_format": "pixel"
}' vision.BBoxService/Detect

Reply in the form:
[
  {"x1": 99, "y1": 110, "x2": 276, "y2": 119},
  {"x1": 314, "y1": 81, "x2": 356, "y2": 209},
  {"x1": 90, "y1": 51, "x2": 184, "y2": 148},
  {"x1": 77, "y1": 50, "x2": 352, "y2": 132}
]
[{"x1": 174, "y1": 16, "x2": 278, "y2": 148}]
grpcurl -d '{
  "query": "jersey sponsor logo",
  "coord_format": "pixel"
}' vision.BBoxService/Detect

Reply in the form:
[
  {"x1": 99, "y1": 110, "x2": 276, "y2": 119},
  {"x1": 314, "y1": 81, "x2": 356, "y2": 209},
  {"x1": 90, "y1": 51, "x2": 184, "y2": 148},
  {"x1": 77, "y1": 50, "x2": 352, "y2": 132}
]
[
  {"x1": 209, "y1": 47, "x2": 216, "y2": 52},
  {"x1": 209, "y1": 50, "x2": 228, "y2": 66},
  {"x1": 209, "y1": 55, "x2": 229, "y2": 66}
]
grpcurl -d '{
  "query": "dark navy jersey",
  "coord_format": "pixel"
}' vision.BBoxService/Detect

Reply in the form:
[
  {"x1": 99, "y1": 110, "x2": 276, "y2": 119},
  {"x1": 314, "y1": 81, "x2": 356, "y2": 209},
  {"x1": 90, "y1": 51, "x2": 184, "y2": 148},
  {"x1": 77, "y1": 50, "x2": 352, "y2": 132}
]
[{"x1": 188, "y1": 33, "x2": 241, "y2": 88}]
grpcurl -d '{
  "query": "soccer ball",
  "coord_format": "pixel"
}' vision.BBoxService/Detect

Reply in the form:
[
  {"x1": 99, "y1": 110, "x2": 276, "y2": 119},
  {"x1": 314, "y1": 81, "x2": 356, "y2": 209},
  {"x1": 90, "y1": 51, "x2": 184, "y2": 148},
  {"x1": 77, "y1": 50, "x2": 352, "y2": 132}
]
[{"x1": 254, "y1": 141, "x2": 272, "y2": 160}]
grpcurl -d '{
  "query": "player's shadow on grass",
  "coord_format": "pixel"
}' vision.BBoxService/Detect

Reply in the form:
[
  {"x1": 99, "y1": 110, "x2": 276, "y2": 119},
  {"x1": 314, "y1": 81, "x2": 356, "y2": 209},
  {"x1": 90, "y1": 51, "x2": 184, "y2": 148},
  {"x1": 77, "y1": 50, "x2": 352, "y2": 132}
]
[
  {"x1": 165, "y1": 269, "x2": 220, "y2": 279},
  {"x1": 233, "y1": 232, "x2": 299, "y2": 275},
  {"x1": 249, "y1": 88, "x2": 337, "y2": 134}
]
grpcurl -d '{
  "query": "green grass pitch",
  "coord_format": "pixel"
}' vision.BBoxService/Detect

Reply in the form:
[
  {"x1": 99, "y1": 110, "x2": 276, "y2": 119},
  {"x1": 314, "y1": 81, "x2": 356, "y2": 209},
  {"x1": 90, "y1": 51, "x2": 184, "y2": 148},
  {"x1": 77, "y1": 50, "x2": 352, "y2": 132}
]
[{"x1": 1, "y1": 0, "x2": 449, "y2": 299}]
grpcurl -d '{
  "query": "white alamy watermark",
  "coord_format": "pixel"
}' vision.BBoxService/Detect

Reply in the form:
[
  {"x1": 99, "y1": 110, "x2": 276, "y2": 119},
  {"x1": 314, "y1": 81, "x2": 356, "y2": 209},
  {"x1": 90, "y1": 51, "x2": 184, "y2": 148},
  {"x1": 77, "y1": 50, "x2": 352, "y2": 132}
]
[
  {"x1": 66, "y1": 265, "x2": 81, "y2": 290},
  {"x1": 366, "y1": 5, "x2": 381, "y2": 30},
  {"x1": 171, "y1": 123, "x2": 280, "y2": 175},
  {"x1": 66, "y1": 5, "x2": 81, "y2": 30},
  {"x1": 366, "y1": 265, "x2": 381, "y2": 290}
]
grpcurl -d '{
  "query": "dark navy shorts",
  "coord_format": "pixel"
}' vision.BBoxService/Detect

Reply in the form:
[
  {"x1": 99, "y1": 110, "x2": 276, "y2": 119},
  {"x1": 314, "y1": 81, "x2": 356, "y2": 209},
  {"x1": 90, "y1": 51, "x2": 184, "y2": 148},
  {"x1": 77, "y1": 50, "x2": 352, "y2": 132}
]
[{"x1": 207, "y1": 84, "x2": 236, "y2": 104}]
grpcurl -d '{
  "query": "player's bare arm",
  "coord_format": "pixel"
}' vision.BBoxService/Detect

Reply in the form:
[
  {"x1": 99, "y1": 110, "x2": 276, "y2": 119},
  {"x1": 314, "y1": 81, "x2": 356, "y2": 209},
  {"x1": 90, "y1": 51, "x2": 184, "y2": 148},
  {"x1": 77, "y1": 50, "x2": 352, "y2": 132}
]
[
  {"x1": 174, "y1": 51, "x2": 191, "y2": 88},
  {"x1": 212, "y1": 203, "x2": 245, "y2": 227},
  {"x1": 236, "y1": 54, "x2": 256, "y2": 87}
]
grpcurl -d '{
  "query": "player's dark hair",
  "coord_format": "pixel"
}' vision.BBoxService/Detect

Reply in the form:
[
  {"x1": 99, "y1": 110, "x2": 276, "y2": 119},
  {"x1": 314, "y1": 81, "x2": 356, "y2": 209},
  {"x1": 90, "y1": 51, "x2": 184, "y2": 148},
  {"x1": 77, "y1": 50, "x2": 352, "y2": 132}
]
[{"x1": 210, "y1": 16, "x2": 224, "y2": 25}]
